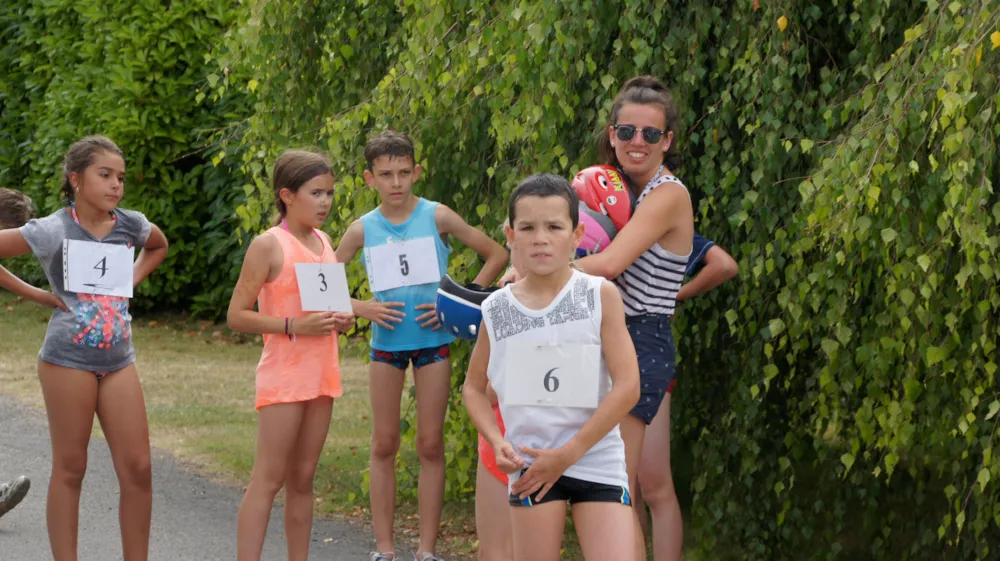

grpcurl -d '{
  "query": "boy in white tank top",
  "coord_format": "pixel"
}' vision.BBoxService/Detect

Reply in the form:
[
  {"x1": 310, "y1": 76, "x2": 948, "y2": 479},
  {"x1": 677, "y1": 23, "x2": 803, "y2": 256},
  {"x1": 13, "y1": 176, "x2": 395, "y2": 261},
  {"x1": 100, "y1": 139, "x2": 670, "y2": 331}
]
[{"x1": 463, "y1": 174, "x2": 641, "y2": 561}]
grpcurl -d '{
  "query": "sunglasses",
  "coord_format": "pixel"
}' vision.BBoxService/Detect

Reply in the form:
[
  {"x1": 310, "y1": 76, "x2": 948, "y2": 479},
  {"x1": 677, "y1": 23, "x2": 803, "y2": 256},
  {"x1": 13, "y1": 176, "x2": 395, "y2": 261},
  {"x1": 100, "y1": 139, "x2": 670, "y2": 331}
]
[{"x1": 613, "y1": 124, "x2": 666, "y2": 144}]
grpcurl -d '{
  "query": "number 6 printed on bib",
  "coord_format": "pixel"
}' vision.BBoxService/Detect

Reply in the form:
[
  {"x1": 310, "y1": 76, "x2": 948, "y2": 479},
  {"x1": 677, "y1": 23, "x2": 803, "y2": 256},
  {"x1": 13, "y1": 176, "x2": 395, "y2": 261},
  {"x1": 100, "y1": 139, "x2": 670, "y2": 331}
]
[
  {"x1": 62, "y1": 239, "x2": 135, "y2": 298},
  {"x1": 504, "y1": 341, "x2": 603, "y2": 409}
]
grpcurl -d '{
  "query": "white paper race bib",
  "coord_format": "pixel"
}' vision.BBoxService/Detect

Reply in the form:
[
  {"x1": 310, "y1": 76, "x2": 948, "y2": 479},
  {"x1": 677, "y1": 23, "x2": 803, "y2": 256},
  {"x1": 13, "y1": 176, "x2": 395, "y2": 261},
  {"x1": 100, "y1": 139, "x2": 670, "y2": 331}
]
[
  {"x1": 295, "y1": 263, "x2": 352, "y2": 312},
  {"x1": 364, "y1": 237, "x2": 440, "y2": 293},
  {"x1": 62, "y1": 239, "x2": 135, "y2": 298},
  {"x1": 504, "y1": 341, "x2": 602, "y2": 409}
]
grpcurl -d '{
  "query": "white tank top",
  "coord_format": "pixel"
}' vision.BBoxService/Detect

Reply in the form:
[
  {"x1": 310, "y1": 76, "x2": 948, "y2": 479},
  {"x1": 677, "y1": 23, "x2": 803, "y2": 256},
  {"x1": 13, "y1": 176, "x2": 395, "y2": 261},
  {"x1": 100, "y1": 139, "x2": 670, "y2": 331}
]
[{"x1": 481, "y1": 270, "x2": 629, "y2": 490}]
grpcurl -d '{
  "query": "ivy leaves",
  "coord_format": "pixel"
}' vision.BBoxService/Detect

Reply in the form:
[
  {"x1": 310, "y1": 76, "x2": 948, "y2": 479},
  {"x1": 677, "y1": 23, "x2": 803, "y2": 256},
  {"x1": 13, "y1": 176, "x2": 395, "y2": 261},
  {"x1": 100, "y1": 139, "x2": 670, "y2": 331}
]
[
  {"x1": 1, "y1": 0, "x2": 246, "y2": 315},
  {"x1": 215, "y1": 1, "x2": 1000, "y2": 558}
]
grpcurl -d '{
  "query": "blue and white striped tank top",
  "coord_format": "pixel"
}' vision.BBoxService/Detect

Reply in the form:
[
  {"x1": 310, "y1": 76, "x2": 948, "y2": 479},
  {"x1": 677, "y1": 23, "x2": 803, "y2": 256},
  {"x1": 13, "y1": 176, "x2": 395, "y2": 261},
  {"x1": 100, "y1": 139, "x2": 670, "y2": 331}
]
[{"x1": 614, "y1": 168, "x2": 691, "y2": 317}]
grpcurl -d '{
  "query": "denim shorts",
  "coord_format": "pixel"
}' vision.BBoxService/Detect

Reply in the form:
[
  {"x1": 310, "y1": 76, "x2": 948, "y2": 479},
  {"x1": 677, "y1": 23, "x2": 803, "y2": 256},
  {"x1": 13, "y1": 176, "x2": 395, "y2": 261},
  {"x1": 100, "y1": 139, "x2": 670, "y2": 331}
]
[{"x1": 625, "y1": 314, "x2": 676, "y2": 425}]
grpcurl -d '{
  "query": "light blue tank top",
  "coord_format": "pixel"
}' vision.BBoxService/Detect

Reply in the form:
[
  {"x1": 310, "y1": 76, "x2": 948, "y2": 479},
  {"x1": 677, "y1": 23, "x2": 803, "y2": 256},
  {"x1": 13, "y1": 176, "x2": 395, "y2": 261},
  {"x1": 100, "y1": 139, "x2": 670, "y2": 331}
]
[{"x1": 361, "y1": 198, "x2": 455, "y2": 351}]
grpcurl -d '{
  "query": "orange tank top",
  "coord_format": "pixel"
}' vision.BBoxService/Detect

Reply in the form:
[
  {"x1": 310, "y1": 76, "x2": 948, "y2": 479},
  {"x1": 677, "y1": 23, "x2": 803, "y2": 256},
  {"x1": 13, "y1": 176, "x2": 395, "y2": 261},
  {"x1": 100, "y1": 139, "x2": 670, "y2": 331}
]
[{"x1": 254, "y1": 226, "x2": 343, "y2": 410}]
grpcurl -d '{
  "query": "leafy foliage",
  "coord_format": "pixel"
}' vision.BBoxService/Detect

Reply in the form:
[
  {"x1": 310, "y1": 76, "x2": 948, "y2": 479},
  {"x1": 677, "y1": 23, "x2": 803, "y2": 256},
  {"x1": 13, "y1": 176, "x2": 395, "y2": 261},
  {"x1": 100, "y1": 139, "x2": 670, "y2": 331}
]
[
  {"x1": 217, "y1": 1, "x2": 1000, "y2": 558},
  {"x1": 5, "y1": 0, "x2": 999, "y2": 557},
  {"x1": 0, "y1": 0, "x2": 249, "y2": 315}
]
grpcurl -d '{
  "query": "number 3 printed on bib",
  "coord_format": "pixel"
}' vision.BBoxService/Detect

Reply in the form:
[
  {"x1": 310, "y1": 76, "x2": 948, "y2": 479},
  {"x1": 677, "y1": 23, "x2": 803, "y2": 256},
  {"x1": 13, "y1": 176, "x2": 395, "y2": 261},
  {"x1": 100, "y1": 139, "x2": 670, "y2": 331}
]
[
  {"x1": 504, "y1": 341, "x2": 602, "y2": 409},
  {"x1": 62, "y1": 239, "x2": 135, "y2": 298},
  {"x1": 295, "y1": 263, "x2": 352, "y2": 312}
]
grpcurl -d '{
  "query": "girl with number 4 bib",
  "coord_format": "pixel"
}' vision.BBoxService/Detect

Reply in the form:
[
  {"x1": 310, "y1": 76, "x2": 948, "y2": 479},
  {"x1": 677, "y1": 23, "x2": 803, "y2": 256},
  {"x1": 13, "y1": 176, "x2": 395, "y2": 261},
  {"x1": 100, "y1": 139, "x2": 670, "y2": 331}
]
[
  {"x1": 227, "y1": 149, "x2": 355, "y2": 561},
  {"x1": 0, "y1": 135, "x2": 168, "y2": 561},
  {"x1": 463, "y1": 174, "x2": 641, "y2": 561}
]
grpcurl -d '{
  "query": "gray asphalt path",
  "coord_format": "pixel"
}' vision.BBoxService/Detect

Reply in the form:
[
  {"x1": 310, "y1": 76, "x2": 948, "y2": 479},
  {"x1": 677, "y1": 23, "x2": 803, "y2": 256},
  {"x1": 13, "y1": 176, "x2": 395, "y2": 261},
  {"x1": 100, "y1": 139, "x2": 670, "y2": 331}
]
[{"x1": 0, "y1": 395, "x2": 373, "y2": 560}]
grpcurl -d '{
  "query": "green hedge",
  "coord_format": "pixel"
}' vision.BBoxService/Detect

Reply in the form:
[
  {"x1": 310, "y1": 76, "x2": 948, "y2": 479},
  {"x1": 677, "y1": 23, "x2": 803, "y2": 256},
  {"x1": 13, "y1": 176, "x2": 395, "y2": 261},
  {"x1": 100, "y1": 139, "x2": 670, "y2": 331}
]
[
  {"x1": 6, "y1": 0, "x2": 999, "y2": 557},
  {"x1": 0, "y1": 0, "x2": 250, "y2": 316},
  {"x1": 217, "y1": 1, "x2": 1000, "y2": 559}
]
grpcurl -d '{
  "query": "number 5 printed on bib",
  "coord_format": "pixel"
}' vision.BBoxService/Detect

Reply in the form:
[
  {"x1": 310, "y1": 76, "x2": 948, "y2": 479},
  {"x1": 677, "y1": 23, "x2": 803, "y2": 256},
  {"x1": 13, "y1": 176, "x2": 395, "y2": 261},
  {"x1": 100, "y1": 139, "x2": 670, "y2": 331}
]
[
  {"x1": 62, "y1": 239, "x2": 135, "y2": 298},
  {"x1": 504, "y1": 341, "x2": 602, "y2": 409},
  {"x1": 364, "y1": 236, "x2": 440, "y2": 293}
]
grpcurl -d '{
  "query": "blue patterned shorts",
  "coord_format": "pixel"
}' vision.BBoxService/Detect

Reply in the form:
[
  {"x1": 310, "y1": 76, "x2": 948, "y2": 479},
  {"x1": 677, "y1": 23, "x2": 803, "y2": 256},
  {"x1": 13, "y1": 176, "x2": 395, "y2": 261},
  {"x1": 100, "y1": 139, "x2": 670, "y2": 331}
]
[{"x1": 370, "y1": 344, "x2": 451, "y2": 371}]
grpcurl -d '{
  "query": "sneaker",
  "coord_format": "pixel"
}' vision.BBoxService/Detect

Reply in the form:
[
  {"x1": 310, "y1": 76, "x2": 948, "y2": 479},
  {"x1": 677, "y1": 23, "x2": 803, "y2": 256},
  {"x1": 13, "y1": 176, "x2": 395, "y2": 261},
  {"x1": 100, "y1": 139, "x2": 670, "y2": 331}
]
[
  {"x1": 0, "y1": 476, "x2": 30, "y2": 519},
  {"x1": 370, "y1": 552, "x2": 396, "y2": 561},
  {"x1": 413, "y1": 553, "x2": 443, "y2": 561}
]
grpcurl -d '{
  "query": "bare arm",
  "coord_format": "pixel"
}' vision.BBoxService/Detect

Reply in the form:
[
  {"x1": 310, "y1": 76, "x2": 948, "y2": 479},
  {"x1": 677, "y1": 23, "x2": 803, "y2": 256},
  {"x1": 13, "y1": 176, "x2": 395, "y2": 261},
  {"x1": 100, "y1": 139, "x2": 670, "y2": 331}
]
[
  {"x1": 560, "y1": 281, "x2": 640, "y2": 459},
  {"x1": 334, "y1": 220, "x2": 364, "y2": 265},
  {"x1": 334, "y1": 220, "x2": 406, "y2": 327},
  {"x1": 462, "y1": 322, "x2": 503, "y2": 446},
  {"x1": 226, "y1": 234, "x2": 287, "y2": 335},
  {"x1": 0, "y1": 228, "x2": 32, "y2": 259},
  {"x1": 335, "y1": 221, "x2": 373, "y2": 313},
  {"x1": 576, "y1": 182, "x2": 690, "y2": 279},
  {"x1": 464, "y1": 323, "x2": 524, "y2": 473},
  {"x1": 436, "y1": 205, "x2": 509, "y2": 286},
  {"x1": 676, "y1": 245, "x2": 738, "y2": 301},
  {"x1": 134, "y1": 223, "x2": 168, "y2": 288},
  {"x1": 485, "y1": 380, "x2": 499, "y2": 406},
  {"x1": 0, "y1": 229, "x2": 67, "y2": 310},
  {"x1": 0, "y1": 265, "x2": 68, "y2": 311}
]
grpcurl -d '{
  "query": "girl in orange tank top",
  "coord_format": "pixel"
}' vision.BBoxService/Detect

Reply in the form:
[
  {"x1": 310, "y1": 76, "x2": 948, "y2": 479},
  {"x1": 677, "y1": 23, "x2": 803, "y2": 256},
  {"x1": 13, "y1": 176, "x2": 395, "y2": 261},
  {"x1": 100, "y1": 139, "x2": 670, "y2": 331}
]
[{"x1": 226, "y1": 150, "x2": 355, "y2": 561}]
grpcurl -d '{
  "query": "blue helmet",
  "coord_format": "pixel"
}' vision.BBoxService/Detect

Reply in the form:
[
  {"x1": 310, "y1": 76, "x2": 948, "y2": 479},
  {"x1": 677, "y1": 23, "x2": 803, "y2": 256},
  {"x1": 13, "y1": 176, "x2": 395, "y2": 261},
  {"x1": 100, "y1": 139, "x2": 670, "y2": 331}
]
[{"x1": 436, "y1": 274, "x2": 499, "y2": 340}]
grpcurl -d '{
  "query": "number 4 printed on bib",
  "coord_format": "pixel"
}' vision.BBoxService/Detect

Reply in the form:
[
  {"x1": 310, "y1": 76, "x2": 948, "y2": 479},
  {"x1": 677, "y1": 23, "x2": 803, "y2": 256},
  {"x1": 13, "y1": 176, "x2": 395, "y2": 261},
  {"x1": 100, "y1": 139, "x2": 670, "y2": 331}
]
[{"x1": 63, "y1": 239, "x2": 135, "y2": 298}]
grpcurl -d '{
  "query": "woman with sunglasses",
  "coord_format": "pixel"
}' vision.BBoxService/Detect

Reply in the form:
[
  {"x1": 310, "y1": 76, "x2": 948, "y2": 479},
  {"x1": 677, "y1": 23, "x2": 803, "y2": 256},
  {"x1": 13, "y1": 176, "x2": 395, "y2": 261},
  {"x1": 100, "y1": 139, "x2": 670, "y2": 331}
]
[
  {"x1": 498, "y1": 75, "x2": 693, "y2": 561},
  {"x1": 580, "y1": 74, "x2": 693, "y2": 561}
]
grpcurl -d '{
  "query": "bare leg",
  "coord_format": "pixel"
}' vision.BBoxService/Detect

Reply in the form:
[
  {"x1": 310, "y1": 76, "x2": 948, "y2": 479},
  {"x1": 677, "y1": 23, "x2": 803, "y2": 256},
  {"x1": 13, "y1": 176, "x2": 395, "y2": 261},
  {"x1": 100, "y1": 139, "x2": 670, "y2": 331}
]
[
  {"x1": 621, "y1": 413, "x2": 647, "y2": 561},
  {"x1": 510, "y1": 501, "x2": 567, "y2": 561},
  {"x1": 38, "y1": 361, "x2": 99, "y2": 561},
  {"x1": 284, "y1": 397, "x2": 334, "y2": 561},
  {"x1": 96, "y1": 365, "x2": 153, "y2": 561},
  {"x1": 573, "y1": 501, "x2": 636, "y2": 561},
  {"x1": 412, "y1": 358, "x2": 451, "y2": 556},
  {"x1": 236, "y1": 402, "x2": 305, "y2": 561},
  {"x1": 638, "y1": 396, "x2": 682, "y2": 561},
  {"x1": 369, "y1": 361, "x2": 406, "y2": 555},
  {"x1": 475, "y1": 460, "x2": 513, "y2": 561},
  {"x1": 634, "y1": 479, "x2": 650, "y2": 538}
]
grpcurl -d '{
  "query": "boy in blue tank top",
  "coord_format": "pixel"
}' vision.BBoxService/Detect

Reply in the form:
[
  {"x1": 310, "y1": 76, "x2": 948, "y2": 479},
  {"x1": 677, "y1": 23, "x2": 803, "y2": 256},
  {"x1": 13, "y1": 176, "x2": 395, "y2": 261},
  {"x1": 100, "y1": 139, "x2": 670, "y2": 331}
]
[{"x1": 335, "y1": 130, "x2": 509, "y2": 561}]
